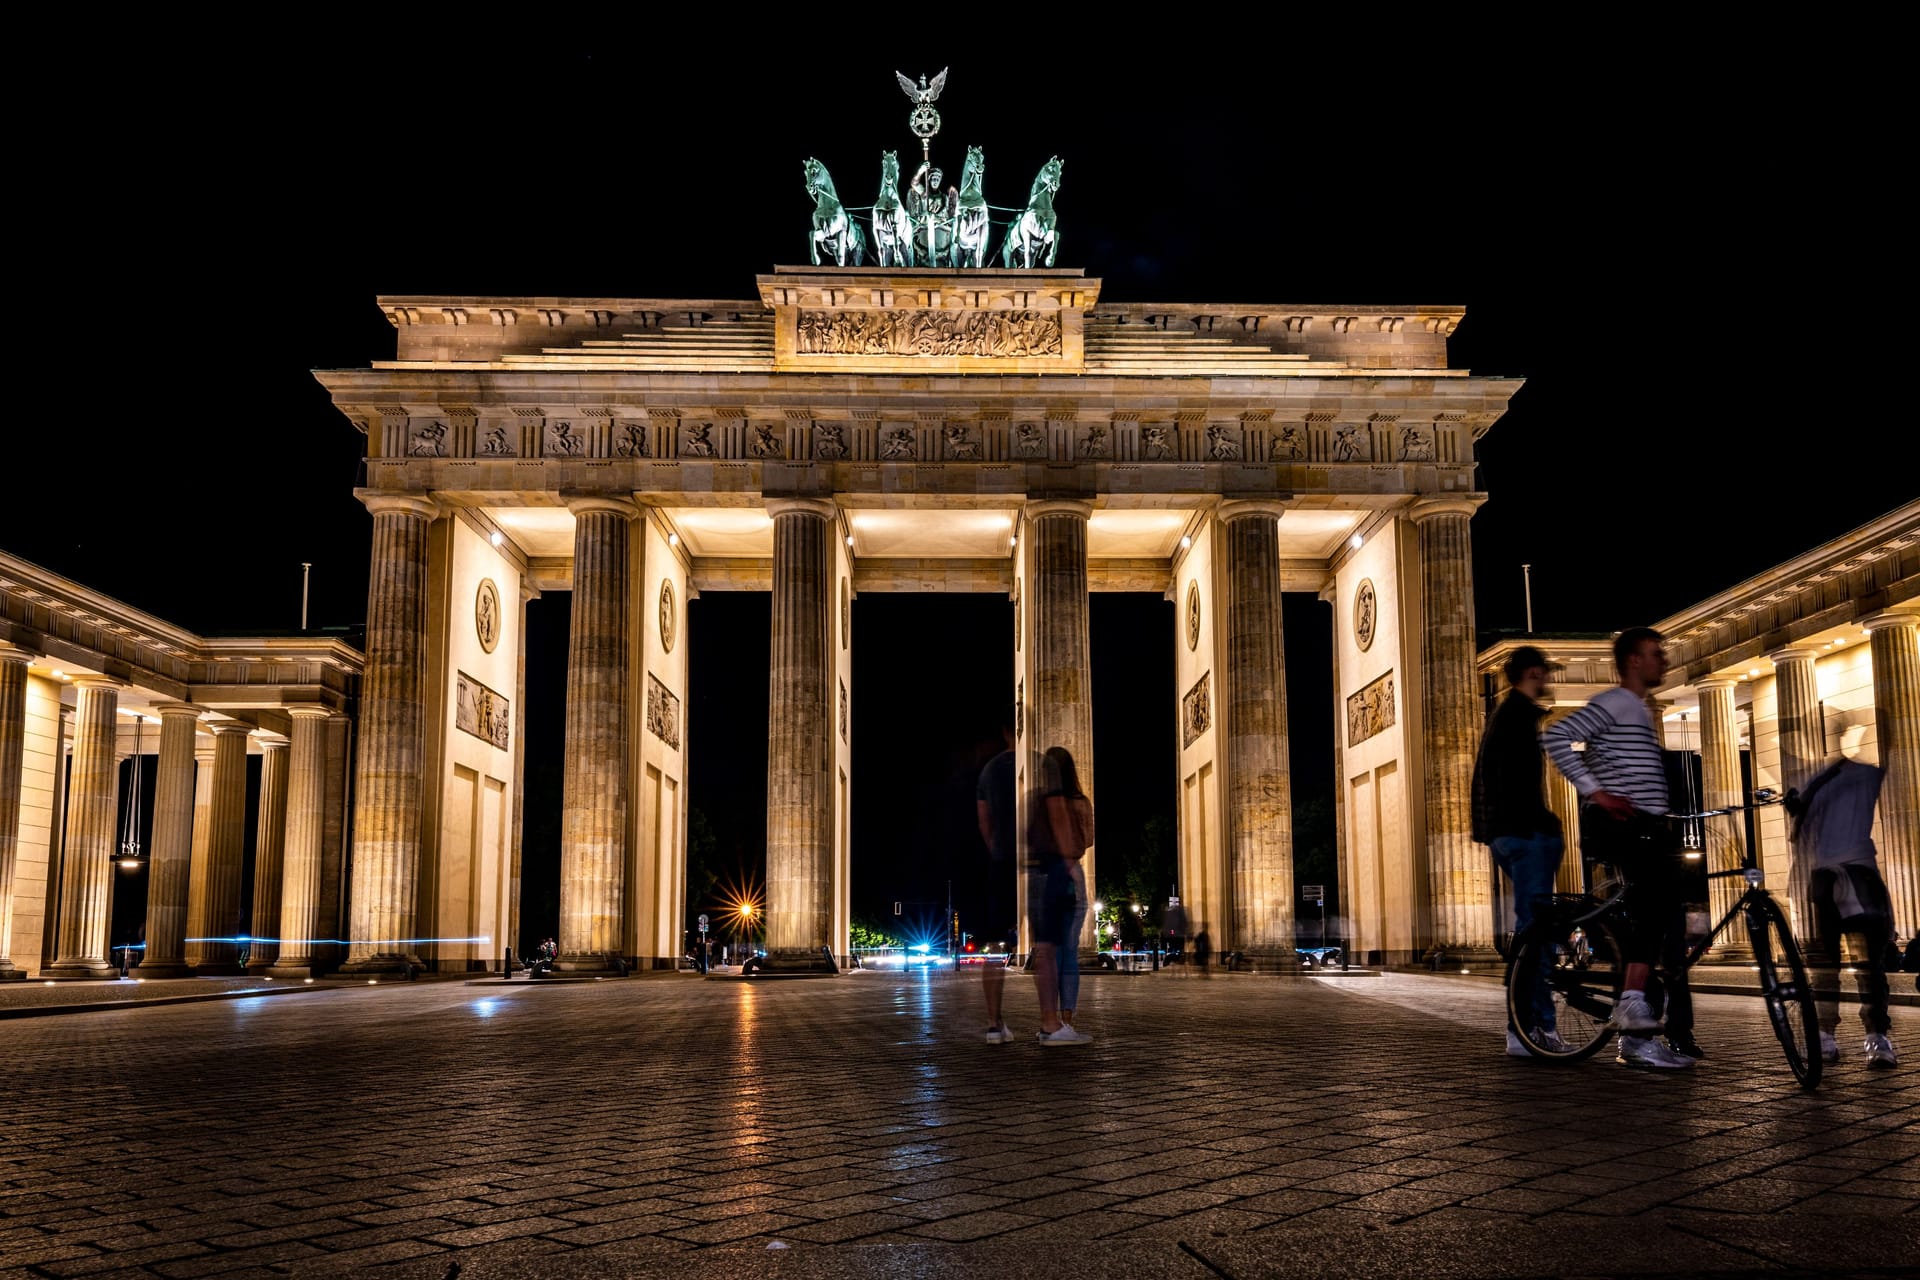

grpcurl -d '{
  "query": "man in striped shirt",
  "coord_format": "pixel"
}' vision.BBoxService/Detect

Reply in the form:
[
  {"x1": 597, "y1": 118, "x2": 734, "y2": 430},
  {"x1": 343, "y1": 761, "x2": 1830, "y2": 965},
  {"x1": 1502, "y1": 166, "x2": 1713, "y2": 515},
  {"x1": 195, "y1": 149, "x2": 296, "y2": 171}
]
[{"x1": 1542, "y1": 627, "x2": 1698, "y2": 1070}]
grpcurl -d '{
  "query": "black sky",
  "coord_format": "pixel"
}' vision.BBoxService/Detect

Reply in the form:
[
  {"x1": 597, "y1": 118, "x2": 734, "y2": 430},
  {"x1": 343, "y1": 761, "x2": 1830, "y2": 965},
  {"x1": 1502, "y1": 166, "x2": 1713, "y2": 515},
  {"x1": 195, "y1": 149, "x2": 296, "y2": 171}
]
[{"x1": 9, "y1": 28, "x2": 1909, "y2": 943}]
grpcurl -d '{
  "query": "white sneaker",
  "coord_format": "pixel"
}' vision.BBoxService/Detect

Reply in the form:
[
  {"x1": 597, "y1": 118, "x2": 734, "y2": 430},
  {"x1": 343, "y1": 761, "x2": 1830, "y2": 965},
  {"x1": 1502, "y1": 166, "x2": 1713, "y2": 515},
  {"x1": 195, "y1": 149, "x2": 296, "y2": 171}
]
[
  {"x1": 1533, "y1": 1027, "x2": 1572, "y2": 1054},
  {"x1": 1618, "y1": 1035, "x2": 1693, "y2": 1069},
  {"x1": 1819, "y1": 1031, "x2": 1841, "y2": 1063},
  {"x1": 1505, "y1": 1029, "x2": 1531, "y2": 1057},
  {"x1": 984, "y1": 1025, "x2": 1012, "y2": 1045},
  {"x1": 1609, "y1": 991, "x2": 1662, "y2": 1034},
  {"x1": 1865, "y1": 1033, "x2": 1899, "y2": 1068},
  {"x1": 1037, "y1": 1025, "x2": 1092, "y2": 1046}
]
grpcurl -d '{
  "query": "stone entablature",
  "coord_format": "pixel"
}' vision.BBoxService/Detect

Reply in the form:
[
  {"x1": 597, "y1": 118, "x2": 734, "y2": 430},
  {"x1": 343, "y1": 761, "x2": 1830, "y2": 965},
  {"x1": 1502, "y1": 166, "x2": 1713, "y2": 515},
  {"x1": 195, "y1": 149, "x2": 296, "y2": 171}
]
[
  {"x1": 370, "y1": 270, "x2": 1464, "y2": 376},
  {"x1": 0, "y1": 553, "x2": 362, "y2": 716},
  {"x1": 1656, "y1": 502, "x2": 1919, "y2": 685}
]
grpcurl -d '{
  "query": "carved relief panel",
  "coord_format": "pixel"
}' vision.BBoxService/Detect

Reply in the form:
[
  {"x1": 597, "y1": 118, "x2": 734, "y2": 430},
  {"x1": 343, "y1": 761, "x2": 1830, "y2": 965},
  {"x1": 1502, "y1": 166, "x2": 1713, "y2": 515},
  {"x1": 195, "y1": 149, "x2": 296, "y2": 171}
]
[
  {"x1": 455, "y1": 671, "x2": 510, "y2": 750},
  {"x1": 1346, "y1": 671, "x2": 1396, "y2": 747},
  {"x1": 646, "y1": 672, "x2": 681, "y2": 749},
  {"x1": 1182, "y1": 671, "x2": 1212, "y2": 748}
]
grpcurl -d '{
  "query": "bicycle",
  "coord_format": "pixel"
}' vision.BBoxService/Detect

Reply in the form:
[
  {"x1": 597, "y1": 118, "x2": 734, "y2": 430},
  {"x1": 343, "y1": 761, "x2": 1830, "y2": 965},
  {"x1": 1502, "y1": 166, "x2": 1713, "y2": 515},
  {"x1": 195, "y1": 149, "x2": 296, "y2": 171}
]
[{"x1": 1505, "y1": 788, "x2": 1822, "y2": 1089}]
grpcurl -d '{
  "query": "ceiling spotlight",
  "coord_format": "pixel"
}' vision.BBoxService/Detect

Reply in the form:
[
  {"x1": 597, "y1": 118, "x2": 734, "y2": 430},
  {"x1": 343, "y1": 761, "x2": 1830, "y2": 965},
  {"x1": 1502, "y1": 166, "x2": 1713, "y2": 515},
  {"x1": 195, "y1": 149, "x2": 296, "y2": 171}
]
[
  {"x1": 489, "y1": 530, "x2": 504, "y2": 548},
  {"x1": 1009, "y1": 535, "x2": 1018, "y2": 547},
  {"x1": 1748, "y1": 668, "x2": 1760, "y2": 676},
  {"x1": 1180, "y1": 535, "x2": 1192, "y2": 549},
  {"x1": 667, "y1": 533, "x2": 679, "y2": 547},
  {"x1": 1350, "y1": 533, "x2": 1363, "y2": 549},
  {"x1": 846, "y1": 535, "x2": 855, "y2": 547}
]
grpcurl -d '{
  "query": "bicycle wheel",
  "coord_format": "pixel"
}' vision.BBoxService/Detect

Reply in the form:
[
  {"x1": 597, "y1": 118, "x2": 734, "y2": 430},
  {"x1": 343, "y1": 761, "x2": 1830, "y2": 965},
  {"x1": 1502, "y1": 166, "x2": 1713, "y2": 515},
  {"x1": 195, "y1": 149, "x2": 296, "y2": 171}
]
[
  {"x1": 1747, "y1": 893, "x2": 1822, "y2": 1090},
  {"x1": 1506, "y1": 912, "x2": 1623, "y2": 1061}
]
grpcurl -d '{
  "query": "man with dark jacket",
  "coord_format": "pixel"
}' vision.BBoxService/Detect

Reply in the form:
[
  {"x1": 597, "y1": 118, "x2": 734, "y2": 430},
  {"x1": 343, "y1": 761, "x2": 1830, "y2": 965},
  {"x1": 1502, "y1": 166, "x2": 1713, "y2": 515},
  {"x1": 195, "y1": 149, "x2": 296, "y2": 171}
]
[{"x1": 1472, "y1": 645, "x2": 1566, "y2": 1056}]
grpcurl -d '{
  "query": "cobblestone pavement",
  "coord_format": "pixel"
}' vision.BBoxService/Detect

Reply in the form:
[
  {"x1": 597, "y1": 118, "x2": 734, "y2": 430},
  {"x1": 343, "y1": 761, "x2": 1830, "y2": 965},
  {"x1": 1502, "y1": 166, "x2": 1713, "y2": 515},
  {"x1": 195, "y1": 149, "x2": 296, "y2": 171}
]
[{"x1": 1, "y1": 968, "x2": 1915, "y2": 1278}]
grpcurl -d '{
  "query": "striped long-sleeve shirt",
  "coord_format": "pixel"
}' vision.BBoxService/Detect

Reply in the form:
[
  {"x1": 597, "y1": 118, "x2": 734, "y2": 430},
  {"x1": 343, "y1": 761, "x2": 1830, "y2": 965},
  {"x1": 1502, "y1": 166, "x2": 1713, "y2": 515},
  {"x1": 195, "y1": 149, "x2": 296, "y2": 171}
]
[{"x1": 1540, "y1": 686, "x2": 1670, "y2": 816}]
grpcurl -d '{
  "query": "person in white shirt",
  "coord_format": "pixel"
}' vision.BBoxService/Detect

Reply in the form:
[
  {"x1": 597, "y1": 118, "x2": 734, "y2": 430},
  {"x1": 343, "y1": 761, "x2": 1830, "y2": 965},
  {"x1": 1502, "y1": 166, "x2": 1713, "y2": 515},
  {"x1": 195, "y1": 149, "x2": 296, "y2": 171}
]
[{"x1": 1542, "y1": 627, "x2": 1697, "y2": 1070}]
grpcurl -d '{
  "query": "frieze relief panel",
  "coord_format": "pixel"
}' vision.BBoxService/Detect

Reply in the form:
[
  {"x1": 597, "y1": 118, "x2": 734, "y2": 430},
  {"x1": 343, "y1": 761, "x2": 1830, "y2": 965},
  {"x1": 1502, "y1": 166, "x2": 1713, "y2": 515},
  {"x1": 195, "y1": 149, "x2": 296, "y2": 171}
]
[
  {"x1": 646, "y1": 672, "x2": 681, "y2": 749},
  {"x1": 1182, "y1": 671, "x2": 1212, "y2": 748},
  {"x1": 455, "y1": 671, "x2": 510, "y2": 750},
  {"x1": 796, "y1": 309, "x2": 1062, "y2": 358},
  {"x1": 1346, "y1": 671, "x2": 1396, "y2": 747}
]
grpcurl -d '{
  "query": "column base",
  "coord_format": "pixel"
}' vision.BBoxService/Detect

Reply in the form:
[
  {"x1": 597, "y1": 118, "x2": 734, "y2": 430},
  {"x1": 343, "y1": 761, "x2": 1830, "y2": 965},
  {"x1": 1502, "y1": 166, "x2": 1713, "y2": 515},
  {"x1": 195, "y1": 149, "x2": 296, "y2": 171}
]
[
  {"x1": 0, "y1": 959, "x2": 27, "y2": 981},
  {"x1": 42, "y1": 961, "x2": 117, "y2": 980},
  {"x1": 744, "y1": 947, "x2": 840, "y2": 977},
  {"x1": 265, "y1": 962, "x2": 319, "y2": 979},
  {"x1": 1224, "y1": 950, "x2": 1304, "y2": 974},
  {"x1": 245, "y1": 958, "x2": 280, "y2": 975},
  {"x1": 337, "y1": 955, "x2": 417, "y2": 978},
  {"x1": 190, "y1": 962, "x2": 247, "y2": 977},
  {"x1": 552, "y1": 954, "x2": 632, "y2": 977},
  {"x1": 131, "y1": 961, "x2": 193, "y2": 980}
]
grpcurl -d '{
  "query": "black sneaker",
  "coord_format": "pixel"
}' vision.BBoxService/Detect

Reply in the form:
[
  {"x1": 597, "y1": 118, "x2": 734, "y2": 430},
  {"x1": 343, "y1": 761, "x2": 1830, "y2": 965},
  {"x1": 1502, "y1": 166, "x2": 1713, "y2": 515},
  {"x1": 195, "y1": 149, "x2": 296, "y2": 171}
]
[{"x1": 1666, "y1": 1034, "x2": 1705, "y2": 1061}]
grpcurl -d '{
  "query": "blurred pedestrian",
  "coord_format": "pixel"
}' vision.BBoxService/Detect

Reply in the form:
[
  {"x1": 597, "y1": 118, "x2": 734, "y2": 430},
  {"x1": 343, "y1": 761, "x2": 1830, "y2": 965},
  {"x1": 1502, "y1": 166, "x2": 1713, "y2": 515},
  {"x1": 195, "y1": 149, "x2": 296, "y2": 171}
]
[
  {"x1": 1192, "y1": 925, "x2": 1212, "y2": 977},
  {"x1": 1164, "y1": 895, "x2": 1188, "y2": 970},
  {"x1": 975, "y1": 711, "x2": 1019, "y2": 1043}
]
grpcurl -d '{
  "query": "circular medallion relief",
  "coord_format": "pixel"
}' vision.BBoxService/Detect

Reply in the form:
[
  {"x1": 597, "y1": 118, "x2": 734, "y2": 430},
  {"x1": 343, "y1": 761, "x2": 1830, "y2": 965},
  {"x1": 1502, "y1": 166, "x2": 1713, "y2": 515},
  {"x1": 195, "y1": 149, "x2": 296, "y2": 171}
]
[
  {"x1": 840, "y1": 578, "x2": 850, "y2": 650},
  {"x1": 475, "y1": 579, "x2": 501, "y2": 654},
  {"x1": 1185, "y1": 580, "x2": 1202, "y2": 651},
  {"x1": 659, "y1": 579, "x2": 676, "y2": 653},
  {"x1": 1354, "y1": 579, "x2": 1377, "y2": 653}
]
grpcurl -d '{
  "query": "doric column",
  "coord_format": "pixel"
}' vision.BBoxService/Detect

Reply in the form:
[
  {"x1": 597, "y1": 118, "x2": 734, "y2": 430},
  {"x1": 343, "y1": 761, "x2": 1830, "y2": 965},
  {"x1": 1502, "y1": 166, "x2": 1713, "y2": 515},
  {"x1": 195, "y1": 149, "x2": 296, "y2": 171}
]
[
  {"x1": 182, "y1": 740, "x2": 215, "y2": 967},
  {"x1": 1219, "y1": 502, "x2": 1294, "y2": 959},
  {"x1": 764, "y1": 497, "x2": 837, "y2": 967},
  {"x1": 343, "y1": 493, "x2": 436, "y2": 975},
  {"x1": 0, "y1": 643, "x2": 30, "y2": 980},
  {"x1": 268, "y1": 708, "x2": 331, "y2": 978},
  {"x1": 1868, "y1": 611, "x2": 1920, "y2": 932},
  {"x1": 1770, "y1": 646, "x2": 1824, "y2": 941},
  {"x1": 1696, "y1": 677, "x2": 1747, "y2": 956},
  {"x1": 1409, "y1": 495, "x2": 1491, "y2": 955},
  {"x1": 132, "y1": 703, "x2": 203, "y2": 978},
  {"x1": 1542, "y1": 709, "x2": 1585, "y2": 894},
  {"x1": 245, "y1": 734, "x2": 290, "y2": 972},
  {"x1": 1028, "y1": 500, "x2": 1096, "y2": 953},
  {"x1": 186, "y1": 721, "x2": 251, "y2": 975},
  {"x1": 46, "y1": 678, "x2": 121, "y2": 979},
  {"x1": 557, "y1": 497, "x2": 637, "y2": 973},
  {"x1": 1320, "y1": 581, "x2": 1349, "y2": 951}
]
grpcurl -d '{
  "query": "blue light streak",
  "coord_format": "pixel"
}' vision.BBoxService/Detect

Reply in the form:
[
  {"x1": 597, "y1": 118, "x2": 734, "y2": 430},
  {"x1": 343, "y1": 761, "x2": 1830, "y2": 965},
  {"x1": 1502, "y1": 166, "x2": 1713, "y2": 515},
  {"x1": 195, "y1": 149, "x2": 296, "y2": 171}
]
[{"x1": 184, "y1": 935, "x2": 493, "y2": 946}]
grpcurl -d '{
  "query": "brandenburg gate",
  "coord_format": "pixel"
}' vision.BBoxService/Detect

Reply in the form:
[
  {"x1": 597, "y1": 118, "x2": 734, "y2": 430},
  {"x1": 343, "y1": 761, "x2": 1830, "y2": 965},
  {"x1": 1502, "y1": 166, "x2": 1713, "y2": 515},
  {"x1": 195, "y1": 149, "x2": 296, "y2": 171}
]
[{"x1": 315, "y1": 265, "x2": 1520, "y2": 974}]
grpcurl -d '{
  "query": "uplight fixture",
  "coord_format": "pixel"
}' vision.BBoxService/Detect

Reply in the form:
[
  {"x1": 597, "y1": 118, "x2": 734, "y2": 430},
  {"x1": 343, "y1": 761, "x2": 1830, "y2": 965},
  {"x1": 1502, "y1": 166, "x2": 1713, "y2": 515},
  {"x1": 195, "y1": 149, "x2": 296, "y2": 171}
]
[
  {"x1": 668, "y1": 533, "x2": 679, "y2": 547},
  {"x1": 489, "y1": 530, "x2": 504, "y2": 547},
  {"x1": 1350, "y1": 533, "x2": 1363, "y2": 549},
  {"x1": 1180, "y1": 535, "x2": 1192, "y2": 549}
]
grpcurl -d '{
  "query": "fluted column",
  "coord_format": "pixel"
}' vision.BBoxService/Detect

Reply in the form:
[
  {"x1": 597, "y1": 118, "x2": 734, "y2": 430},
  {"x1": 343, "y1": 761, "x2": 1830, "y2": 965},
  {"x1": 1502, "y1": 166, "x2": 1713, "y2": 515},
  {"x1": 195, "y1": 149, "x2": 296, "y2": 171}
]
[
  {"x1": 269, "y1": 708, "x2": 331, "y2": 978},
  {"x1": 1410, "y1": 495, "x2": 1491, "y2": 955},
  {"x1": 245, "y1": 735, "x2": 290, "y2": 972},
  {"x1": 765, "y1": 498, "x2": 836, "y2": 965},
  {"x1": 1771, "y1": 647, "x2": 1825, "y2": 941},
  {"x1": 557, "y1": 497, "x2": 636, "y2": 972},
  {"x1": 343, "y1": 493, "x2": 436, "y2": 975},
  {"x1": 46, "y1": 678, "x2": 121, "y2": 978},
  {"x1": 1697, "y1": 678, "x2": 1747, "y2": 956},
  {"x1": 1028, "y1": 501, "x2": 1096, "y2": 953},
  {"x1": 1868, "y1": 611, "x2": 1920, "y2": 933},
  {"x1": 186, "y1": 721, "x2": 251, "y2": 974},
  {"x1": 1220, "y1": 503, "x2": 1294, "y2": 959},
  {"x1": 0, "y1": 644, "x2": 30, "y2": 979},
  {"x1": 132, "y1": 704, "x2": 203, "y2": 978},
  {"x1": 1320, "y1": 581, "x2": 1349, "y2": 949},
  {"x1": 1542, "y1": 709, "x2": 1585, "y2": 894}
]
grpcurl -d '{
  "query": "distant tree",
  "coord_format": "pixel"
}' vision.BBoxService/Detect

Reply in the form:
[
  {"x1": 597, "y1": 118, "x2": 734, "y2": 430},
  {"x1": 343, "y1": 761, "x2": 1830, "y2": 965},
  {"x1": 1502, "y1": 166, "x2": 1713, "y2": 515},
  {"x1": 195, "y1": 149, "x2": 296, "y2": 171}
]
[
  {"x1": 685, "y1": 807, "x2": 720, "y2": 909},
  {"x1": 850, "y1": 917, "x2": 902, "y2": 949},
  {"x1": 1291, "y1": 792, "x2": 1337, "y2": 912}
]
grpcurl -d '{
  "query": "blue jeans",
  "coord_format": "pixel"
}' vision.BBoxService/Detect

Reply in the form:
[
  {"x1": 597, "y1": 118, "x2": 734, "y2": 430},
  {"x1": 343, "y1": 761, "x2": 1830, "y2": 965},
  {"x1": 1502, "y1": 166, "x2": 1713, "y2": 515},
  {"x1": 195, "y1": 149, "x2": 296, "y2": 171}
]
[
  {"x1": 1059, "y1": 894, "x2": 1087, "y2": 1011},
  {"x1": 1492, "y1": 832, "x2": 1565, "y2": 1032}
]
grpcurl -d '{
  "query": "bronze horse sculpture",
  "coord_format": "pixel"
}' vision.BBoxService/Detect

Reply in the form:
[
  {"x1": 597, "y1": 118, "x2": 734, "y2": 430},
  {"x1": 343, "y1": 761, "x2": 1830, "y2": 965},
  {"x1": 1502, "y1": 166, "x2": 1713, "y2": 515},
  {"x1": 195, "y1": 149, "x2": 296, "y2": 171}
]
[{"x1": 804, "y1": 157, "x2": 866, "y2": 267}]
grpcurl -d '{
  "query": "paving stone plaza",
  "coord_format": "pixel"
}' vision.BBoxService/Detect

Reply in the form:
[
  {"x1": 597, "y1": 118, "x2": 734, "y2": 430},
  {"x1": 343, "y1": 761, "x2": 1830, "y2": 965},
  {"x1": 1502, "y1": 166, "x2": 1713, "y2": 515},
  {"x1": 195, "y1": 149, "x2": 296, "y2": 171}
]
[{"x1": 2, "y1": 970, "x2": 1914, "y2": 1278}]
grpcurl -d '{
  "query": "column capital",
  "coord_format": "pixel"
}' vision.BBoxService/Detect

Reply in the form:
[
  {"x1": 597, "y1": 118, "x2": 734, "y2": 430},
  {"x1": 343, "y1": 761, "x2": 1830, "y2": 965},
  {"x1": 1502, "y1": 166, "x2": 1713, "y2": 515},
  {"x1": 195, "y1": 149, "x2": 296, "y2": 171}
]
[
  {"x1": 1695, "y1": 676, "x2": 1741, "y2": 693},
  {"x1": 149, "y1": 701, "x2": 203, "y2": 721},
  {"x1": 0, "y1": 640, "x2": 34, "y2": 665},
  {"x1": 1406, "y1": 494, "x2": 1486, "y2": 524},
  {"x1": 69, "y1": 674, "x2": 124, "y2": 692},
  {"x1": 1024, "y1": 499, "x2": 1092, "y2": 522},
  {"x1": 765, "y1": 497, "x2": 837, "y2": 521},
  {"x1": 1766, "y1": 644, "x2": 1824, "y2": 666},
  {"x1": 357, "y1": 491, "x2": 440, "y2": 520},
  {"x1": 565, "y1": 495, "x2": 641, "y2": 519},
  {"x1": 1317, "y1": 574, "x2": 1338, "y2": 605},
  {"x1": 205, "y1": 719, "x2": 254, "y2": 738},
  {"x1": 283, "y1": 704, "x2": 334, "y2": 722},
  {"x1": 255, "y1": 733, "x2": 290, "y2": 751},
  {"x1": 1217, "y1": 499, "x2": 1289, "y2": 524},
  {"x1": 1863, "y1": 608, "x2": 1920, "y2": 635}
]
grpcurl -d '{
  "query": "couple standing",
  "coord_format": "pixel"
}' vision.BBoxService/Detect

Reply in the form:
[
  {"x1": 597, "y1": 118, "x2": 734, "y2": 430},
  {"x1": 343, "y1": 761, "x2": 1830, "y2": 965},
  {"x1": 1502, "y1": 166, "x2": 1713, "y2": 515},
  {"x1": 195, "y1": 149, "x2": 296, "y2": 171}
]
[{"x1": 977, "y1": 715, "x2": 1096, "y2": 1046}]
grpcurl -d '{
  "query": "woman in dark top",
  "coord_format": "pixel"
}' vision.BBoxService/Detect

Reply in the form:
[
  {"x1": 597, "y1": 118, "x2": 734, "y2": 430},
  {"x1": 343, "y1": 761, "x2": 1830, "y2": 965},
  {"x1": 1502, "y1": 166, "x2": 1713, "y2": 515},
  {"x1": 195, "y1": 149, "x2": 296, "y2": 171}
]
[{"x1": 1029, "y1": 745, "x2": 1093, "y2": 1045}]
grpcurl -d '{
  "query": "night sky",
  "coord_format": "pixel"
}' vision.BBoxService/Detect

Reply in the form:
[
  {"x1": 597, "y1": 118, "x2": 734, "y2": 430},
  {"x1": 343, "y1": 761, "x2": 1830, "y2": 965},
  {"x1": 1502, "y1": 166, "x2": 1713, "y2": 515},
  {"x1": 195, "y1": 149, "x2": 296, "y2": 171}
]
[{"x1": 10, "y1": 32, "x2": 1908, "y2": 948}]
